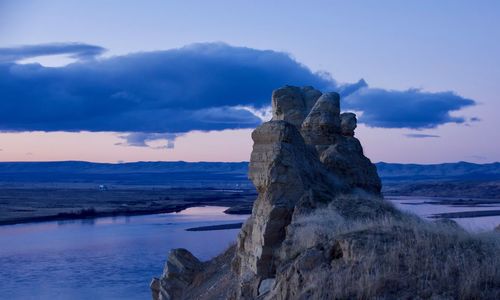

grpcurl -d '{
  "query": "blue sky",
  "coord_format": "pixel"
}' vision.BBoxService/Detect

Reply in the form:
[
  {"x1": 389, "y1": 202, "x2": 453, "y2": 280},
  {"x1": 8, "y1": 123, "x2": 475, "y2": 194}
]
[{"x1": 0, "y1": 0, "x2": 499, "y2": 163}]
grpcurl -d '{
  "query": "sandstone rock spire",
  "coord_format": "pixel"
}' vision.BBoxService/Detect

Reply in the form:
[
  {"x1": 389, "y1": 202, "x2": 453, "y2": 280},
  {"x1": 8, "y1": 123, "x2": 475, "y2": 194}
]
[
  {"x1": 151, "y1": 85, "x2": 384, "y2": 299},
  {"x1": 233, "y1": 85, "x2": 382, "y2": 298}
]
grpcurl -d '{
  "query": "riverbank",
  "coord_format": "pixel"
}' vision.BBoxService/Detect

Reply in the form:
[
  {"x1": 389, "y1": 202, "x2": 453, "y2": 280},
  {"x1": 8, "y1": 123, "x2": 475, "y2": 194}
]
[
  {"x1": 4, "y1": 189, "x2": 500, "y2": 227},
  {"x1": 0, "y1": 186, "x2": 256, "y2": 226}
]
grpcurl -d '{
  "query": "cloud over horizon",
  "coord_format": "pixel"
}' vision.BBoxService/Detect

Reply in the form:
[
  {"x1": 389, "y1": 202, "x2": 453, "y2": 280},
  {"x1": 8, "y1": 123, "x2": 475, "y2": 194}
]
[{"x1": 0, "y1": 42, "x2": 477, "y2": 147}]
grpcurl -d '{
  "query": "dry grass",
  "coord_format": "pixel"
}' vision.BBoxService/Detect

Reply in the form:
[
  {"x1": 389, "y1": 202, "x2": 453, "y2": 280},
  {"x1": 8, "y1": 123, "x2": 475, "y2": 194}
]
[{"x1": 281, "y1": 199, "x2": 500, "y2": 299}]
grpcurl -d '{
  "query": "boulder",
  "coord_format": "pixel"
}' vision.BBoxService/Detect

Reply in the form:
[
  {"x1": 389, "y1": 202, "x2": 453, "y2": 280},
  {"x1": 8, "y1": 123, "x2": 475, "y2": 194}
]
[
  {"x1": 320, "y1": 136, "x2": 382, "y2": 194},
  {"x1": 300, "y1": 92, "x2": 341, "y2": 155},
  {"x1": 258, "y1": 278, "x2": 275, "y2": 296},
  {"x1": 301, "y1": 86, "x2": 323, "y2": 112},
  {"x1": 151, "y1": 248, "x2": 202, "y2": 300},
  {"x1": 271, "y1": 85, "x2": 322, "y2": 127}
]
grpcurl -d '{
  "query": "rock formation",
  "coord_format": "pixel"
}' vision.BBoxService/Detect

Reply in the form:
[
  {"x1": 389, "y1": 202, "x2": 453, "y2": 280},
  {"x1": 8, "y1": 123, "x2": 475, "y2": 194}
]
[
  {"x1": 271, "y1": 86, "x2": 322, "y2": 127},
  {"x1": 232, "y1": 86, "x2": 386, "y2": 299},
  {"x1": 151, "y1": 86, "x2": 500, "y2": 300},
  {"x1": 151, "y1": 249, "x2": 202, "y2": 300}
]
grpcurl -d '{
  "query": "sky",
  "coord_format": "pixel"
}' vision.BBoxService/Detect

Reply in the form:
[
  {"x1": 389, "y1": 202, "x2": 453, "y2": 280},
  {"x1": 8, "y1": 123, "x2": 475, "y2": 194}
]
[{"x1": 0, "y1": 0, "x2": 499, "y2": 163}]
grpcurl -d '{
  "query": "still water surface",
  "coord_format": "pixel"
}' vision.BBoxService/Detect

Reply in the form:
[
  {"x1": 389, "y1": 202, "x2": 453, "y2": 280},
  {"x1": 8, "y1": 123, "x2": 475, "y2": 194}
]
[
  {"x1": 0, "y1": 206, "x2": 248, "y2": 300},
  {"x1": 387, "y1": 196, "x2": 500, "y2": 232}
]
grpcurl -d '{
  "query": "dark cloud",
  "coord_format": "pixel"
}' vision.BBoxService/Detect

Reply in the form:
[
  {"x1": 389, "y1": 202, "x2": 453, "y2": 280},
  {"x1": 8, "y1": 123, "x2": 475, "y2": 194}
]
[
  {"x1": 0, "y1": 42, "x2": 477, "y2": 143},
  {"x1": 0, "y1": 42, "x2": 334, "y2": 135},
  {"x1": 405, "y1": 133, "x2": 440, "y2": 138},
  {"x1": 343, "y1": 88, "x2": 475, "y2": 129},
  {"x1": 0, "y1": 43, "x2": 106, "y2": 63}
]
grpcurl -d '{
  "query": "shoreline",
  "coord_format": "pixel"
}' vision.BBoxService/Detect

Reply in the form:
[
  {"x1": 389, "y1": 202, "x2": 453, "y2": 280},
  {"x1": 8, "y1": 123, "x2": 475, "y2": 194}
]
[
  {"x1": 3, "y1": 194, "x2": 500, "y2": 227},
  {"x1": 430, "y1": 209, "x2": 500, "y2": 219},
  {"x1": 185, "y1": 222, "x2": 244, "y2": 231},
  {"x1": 0, "y1": 186, "x2": 256, "y2": 226},
  {"x1": 0, "y1": 203, "x2": 247, "y2": 226}
]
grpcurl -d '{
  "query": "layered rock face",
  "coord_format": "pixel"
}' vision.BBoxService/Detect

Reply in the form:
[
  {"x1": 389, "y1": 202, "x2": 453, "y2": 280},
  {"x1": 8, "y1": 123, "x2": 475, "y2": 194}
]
[
  {"x1": 232, "y1": 86, "x2": 384, "y2": 298},
  {"x1": 151, "y1": 85, "x2": 499, "y2": 300}
]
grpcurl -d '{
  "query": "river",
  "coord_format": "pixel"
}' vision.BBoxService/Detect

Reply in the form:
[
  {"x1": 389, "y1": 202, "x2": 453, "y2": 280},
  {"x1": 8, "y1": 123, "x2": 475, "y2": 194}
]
[
  {"x1": 0, "y1": 206, "x2": 248, "y2": 300},
  {"x1": 387, "y1": 196, "x2": 500, "y2": 231}
]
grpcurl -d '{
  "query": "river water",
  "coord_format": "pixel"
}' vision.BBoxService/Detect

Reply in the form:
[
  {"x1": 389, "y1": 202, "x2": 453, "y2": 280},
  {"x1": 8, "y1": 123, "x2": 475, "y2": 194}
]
[
  {"x1": 0, "y1": 206, "x2": 248, "y2": 300},
  {"x1": 387, "y1": 196, "x2": 500, "y2": 232}
]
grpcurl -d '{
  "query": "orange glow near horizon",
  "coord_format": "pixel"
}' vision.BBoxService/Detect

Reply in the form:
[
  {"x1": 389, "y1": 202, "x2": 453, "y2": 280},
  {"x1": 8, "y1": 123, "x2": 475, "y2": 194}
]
[
  {"x1": 0, "y1": 121, "x2": 496, "y2": 164},
  {"x1": 0, "y1": 129, "x2": 253, "y2": 163}
]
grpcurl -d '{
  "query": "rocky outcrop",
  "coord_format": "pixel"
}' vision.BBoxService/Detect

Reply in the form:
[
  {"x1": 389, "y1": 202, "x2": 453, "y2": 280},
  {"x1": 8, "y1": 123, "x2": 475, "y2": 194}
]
[
  {"x1": 297, "y1": 89, "x2": 381, "y2": 194},
  {"x1": 151, "y1": 249, "x2": 202, "y2": 300},
  {"x1": 320, "y1": 136, "x2": 382, "y2": 194},
  {"x1": 151, "y1": 85, "x2": 500, "y2": 300},
  {"x1": 233, "y1": 120, "x2": 347, "y2": 298},
  {"x1": 231, "y1": 87, "x2": 387, "y2": 298},
  {"x1": 271, "y1": 86, "x2": 321, "y2": 127},
  {"x1": 152, "y1": 85, "x2": 384, "y2": 299}
]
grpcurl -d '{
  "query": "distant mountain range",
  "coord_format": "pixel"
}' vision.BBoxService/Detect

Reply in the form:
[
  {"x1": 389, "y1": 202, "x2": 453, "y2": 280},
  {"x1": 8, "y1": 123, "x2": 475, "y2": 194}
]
[
  {"x1": 0, "y1": 161, "x2": 499, "y2": 186},
  {"x1": 0, "y1": 161, "x2": 249, "y2": 186},
  {"x1": 376, "y1": 161, "x2": 500, "y2": 182}
]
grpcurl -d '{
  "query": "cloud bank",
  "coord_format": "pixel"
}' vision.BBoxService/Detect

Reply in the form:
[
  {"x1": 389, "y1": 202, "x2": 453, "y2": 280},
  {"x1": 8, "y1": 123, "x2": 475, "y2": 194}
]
[
  {"x1": 343, "y1": 88, "x2": 475, "y2": 129},
  {"x1": 0, "y1": 42, "x2": 476, "y2": 147},
  {"x1": 0, "y1": 43, "x2": 335, "y2": 136}
]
